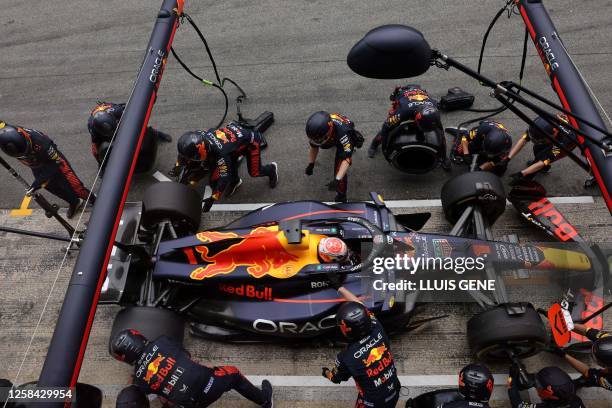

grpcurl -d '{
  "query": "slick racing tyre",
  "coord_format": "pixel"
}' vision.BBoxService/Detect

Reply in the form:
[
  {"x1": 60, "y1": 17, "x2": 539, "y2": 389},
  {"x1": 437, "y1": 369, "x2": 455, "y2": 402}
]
[
  {"x1": 141, "y1": 181, "x2": 202, "y2": 232},
  {"x1": 385, "y1": 124, "x2": 444, "y2": 174},
  {"x1": 441, "y1": 171, "x2": 506, "y2": 225},
  {"x1": 467, "y1": 303, "x2": 548, "y2": 360},
  {"x1": 111, "y1": 306, "x2": 185, "y2": 346}
]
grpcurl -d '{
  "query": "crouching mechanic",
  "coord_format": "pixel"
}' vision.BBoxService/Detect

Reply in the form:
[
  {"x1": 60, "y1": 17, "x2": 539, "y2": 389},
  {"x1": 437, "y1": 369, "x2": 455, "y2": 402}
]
[
  {"x1": 507, "y1": 115, "x2": 577, "y2": 185},
  {"x1": 110, "y1": 329, "x2": 273, "y2": 407},
  {"x1": 305, "y1": 111, "x2": 363, "y2": 202},
  {"x1": 321, "y1": 273, "x2": 400, "y2": 407},
  {"x1": 548, "y1": 323, "x2": 612, "y2": 391},
  {"x1": 443, "y1": 363, "x2": 494, "y2": 408},
  {"x1": 368, "y1": 84, "x2": 449, "y2": 168},
  {"x1": 88, "y1": 101, "x2": 172, "y2": 165},
  {"x1": 507, "y1": 365, "x2": 584, "y2": 408},
  {"x1": 448, "y1": 120, "x2": 512, "y2": 175},
  {"x1": 0, "y1": 121, "x2": 93, "y2": 218},
  {"x1": 177, "y1": 122, "x2": 278, "y2": 212}
]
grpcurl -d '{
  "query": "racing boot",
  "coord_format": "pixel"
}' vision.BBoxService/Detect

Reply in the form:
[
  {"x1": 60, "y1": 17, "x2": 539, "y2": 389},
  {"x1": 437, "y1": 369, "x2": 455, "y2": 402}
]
[
  {"x1": 261, "y1": 380, "x2": 273, "y2": 408},
  {"x1": 67, "y1": 199, "x2": 84, "y2": 219},
  {"x1": 268, "y1": 162, "x2": 279, "y2": 188},
  {"x1": 227, "y1": 178, "x2": 243, "y2": 197}
]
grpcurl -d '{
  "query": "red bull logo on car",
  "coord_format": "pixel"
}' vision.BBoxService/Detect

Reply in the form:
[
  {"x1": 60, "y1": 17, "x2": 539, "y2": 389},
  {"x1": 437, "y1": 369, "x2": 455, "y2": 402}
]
[{"x1": 190, "y1": 227, "x2": 322, "y2": 280}]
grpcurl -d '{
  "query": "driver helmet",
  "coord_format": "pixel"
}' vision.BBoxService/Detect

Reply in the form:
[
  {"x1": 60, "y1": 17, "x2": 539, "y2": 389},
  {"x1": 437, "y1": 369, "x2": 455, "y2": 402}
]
[
  {"x1": 335, "y1": 301, "x2": 373, "y2": 341},
  {"x1": 318, "y1": 237, "x2": 348, "y2": 263},
  {"x1": 305, "y1": 111, "x2": 333, "y2": 146},
  {"x1": 592, "y1": 336, "x2": 612, "y2": 368},
  {"x1": 535, "y1": 366, "x2": 575, "y2": 401},
  {"x1": 116, "y1": 385, "x2": 150, "y2": 408},
  {"x1": 483, "y1": 127, "x2": 512, "y2": 158},
  {"x1": 90, "y1": 109, "x2": 119, "y2": 140},
  {"x1": 178, "y1": 131, "x2": 208, "y2": 162},
  {"x1": 414, "y1": 106, "x2": 440, "y2": 132},
  {"x1": 458, "y1": 363, "x2": 494, "y2": 402},
  {"x1": 0, "y1": 124, "x2": 31, "y2": 158},
  {"x1": 109, "y1": 329, "x2": 148, "y2": 365}
]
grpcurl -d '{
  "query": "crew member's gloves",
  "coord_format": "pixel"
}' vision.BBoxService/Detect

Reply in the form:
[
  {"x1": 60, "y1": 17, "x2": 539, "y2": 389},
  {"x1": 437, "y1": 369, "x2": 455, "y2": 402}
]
[
  {"x1": 326, "y1": 179, "x2": 340, "y2": 191},
  {"x1": 202, "y1": 197, "x2": 215, "y2": 213},
  {"x1": 510, "y1": 171, "x2": 526, "y2": 186},
  {"x1": 327, "y1": 272, "x2": 344, "y2": 290},
  {"x1": 322, "y1": 367, "x2": 340, "y2": 383},
  {"x1": 305, "y1": 162, "x2": 315, "y2": 176},
  {"x1": 462, "y1": 153, "x2": 474, "y2": 166},
  {"x1": 545, "y1": 345, "x2": 567, "y2": 358}
]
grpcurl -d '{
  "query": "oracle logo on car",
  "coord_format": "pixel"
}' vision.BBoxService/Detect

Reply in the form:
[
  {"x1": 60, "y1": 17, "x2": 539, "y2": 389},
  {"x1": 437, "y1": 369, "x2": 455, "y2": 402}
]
[
  {"x1": 149, "y1": 48, "x2": 166, "y2": 84},
  {"x1": 253, "y1": 315, "x2": 336, "y2": 334}
]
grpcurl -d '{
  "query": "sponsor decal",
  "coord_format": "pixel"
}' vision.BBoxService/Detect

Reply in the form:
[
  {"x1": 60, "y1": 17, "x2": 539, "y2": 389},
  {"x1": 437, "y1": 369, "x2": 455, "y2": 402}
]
[
  {"x1": 191, "y1": 227, "x2": 319, "y2": 280},
  {"x1": 253, "y1": 315, "x2": 336, "y2": 334},
  {"x1": 353, "y1": 332, "x2": 383, "y2": 358},
  {"x1": 362, "y1": 344, "x2": 387, "y2": 367},
  {"x1": 527, "y1": 198, "x2": 578, "y2": 241},
  {"x1": 218, "y1": 283, "x2": 273, "y2": 301},
  {"x1": 373, "y1": 365, "x2": 396, "y2": 387},
  {"x1": 432, "y1": 239, "x2": 452, "y2": 258},
  {"x1": 143, "y1": 355, "x2": 165, "y2": 382}
]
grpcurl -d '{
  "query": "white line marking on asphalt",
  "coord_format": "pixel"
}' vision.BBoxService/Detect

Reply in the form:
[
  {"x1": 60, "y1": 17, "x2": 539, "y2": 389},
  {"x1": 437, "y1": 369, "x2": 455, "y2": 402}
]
[
  {"x1": 208, "y1": 196, "x2": 595, "y2": 211},
  {"x1": 153, "y1": 171, "x2": 172, "y2": 182},
  {"x1": 246, "y1": 373, "x2": 581, "y2": 388}
]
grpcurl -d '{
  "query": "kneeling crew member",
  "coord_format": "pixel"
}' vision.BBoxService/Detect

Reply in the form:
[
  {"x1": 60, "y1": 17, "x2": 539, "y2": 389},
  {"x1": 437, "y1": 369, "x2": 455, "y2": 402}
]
[
  {"x1": 110, "y1": 330, "x2": 273, "y2": 407},
  {"x1": 177, "y1": 122, "x2": 278, "y2": 211},
  {"x1": 443, "y1": 363, "x2": 494, "y2": 407},
  {"x1": 507, "y1": 365, "x2": 584, "y2": 407}
]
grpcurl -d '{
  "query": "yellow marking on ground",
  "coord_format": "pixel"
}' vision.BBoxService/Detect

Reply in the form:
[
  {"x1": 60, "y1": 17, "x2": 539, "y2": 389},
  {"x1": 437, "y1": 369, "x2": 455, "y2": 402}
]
[{"x1": 10, "y1": 195, "x2": 33, "y2": 216}]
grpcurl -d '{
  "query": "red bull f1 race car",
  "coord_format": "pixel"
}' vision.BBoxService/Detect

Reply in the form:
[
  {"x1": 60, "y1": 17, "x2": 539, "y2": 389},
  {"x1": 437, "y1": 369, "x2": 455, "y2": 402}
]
[{"x1": 102, "y1": 175, "x2": 610, "y2": 361}]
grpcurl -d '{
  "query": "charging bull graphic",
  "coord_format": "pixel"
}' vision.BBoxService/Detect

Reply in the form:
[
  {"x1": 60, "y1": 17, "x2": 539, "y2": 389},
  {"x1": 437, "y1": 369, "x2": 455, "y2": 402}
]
[
  {"x1": 363, "y1": 345, "x2": 388, "y2": 367},
  {"x1": 144, "y1": 355, "x2": 166, "y2": 383},
  {"x1": 190, "y1": 227, "x2": 322, "y2": 280}
]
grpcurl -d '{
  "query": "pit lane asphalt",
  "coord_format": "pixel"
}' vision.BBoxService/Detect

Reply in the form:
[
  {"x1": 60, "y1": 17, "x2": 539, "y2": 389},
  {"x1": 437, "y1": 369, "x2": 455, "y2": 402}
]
[
  {"x1": 1, "y1": 200, "x2": 611, "y2": 407},
  {"x1": 1, "y1": 1, "x2": 612, "y2": 407},
  {"x1": 1, "y1": 0, "x2": 612, "y2": 210}
]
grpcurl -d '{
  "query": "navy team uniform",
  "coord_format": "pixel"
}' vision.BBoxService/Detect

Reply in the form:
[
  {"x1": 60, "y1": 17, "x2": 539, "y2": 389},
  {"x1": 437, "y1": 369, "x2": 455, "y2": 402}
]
[
  {"x1": 326, "y1": 316, "x2": 400, "y2": 407},
  {"x1": 133, "y1": 336, "x2": 270, "y2": 407},
  {"x1": 575, "y1": 329, "x2": 612, "y2": 391},
  {"x1": 4, "y1": 125, "x2": 91, "y2": 206},
  {"x1": 310, "y1": 113, "x2": 356, "y2": 198},
  {"x1": 370, "y1": 85, "x2": 439, "y2": 151}
]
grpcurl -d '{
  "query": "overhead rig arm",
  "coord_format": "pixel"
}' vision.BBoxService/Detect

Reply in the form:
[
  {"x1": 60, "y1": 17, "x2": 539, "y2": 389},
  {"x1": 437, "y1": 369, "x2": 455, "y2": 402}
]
[{"x1": 37, "y1": 0, "x2": 184, "y2": 397}]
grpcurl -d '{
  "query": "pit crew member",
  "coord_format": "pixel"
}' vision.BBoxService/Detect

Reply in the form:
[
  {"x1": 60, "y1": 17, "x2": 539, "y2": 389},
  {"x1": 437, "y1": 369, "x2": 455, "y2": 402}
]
[
  {"x1": 548, "y1": 323, "x2": 612, "y2": 391},
  {"x1": 110, "y1": 330, "x2": 273, "y2": 407},
  {"x1": 443, "y1": 363, "x2": 494, "y2": 408},
  {"x1": 177, "y1": 122, "x2": 278, "y2": 211},
  {"x1": 447, "y1": 120, "x2": 512, "y2": 175},
  {"x1": 305, "y1": 111, "x2": 363, "y2": 202},
  {"x1": 368, "y1": 84, "x2": 449, "y2": 169},
  {"x1": 0, "y1": 121, "x2": 93, "y2": 218},
  {"x1": 507, "y1": 365, "x2": 584, "y2": 407},
  {"x1": 321, "y1": 273, "x2": 400, "y2": 407},
  {"x1": 507, "y1": 114, "x2": 577, "y2": 184},
  {"x1": 88, "y1": 101, "x2": 172, "y2": 166}
]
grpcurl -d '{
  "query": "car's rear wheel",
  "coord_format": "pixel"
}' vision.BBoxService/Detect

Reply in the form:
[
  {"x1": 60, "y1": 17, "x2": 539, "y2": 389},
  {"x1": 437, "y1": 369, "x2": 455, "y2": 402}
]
[
  {"x1": 467, "y1": 303, "x2": 548, "y2": 360},
  {"x1": 441, "y1": 171, "x2": 506, "y2": 225},
  {"x1": 141, "y1": 181, "x2": 202, "y2": 232},
  {"x1": 110, "y1": 306, "x2": 185, "y2": 346}
]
